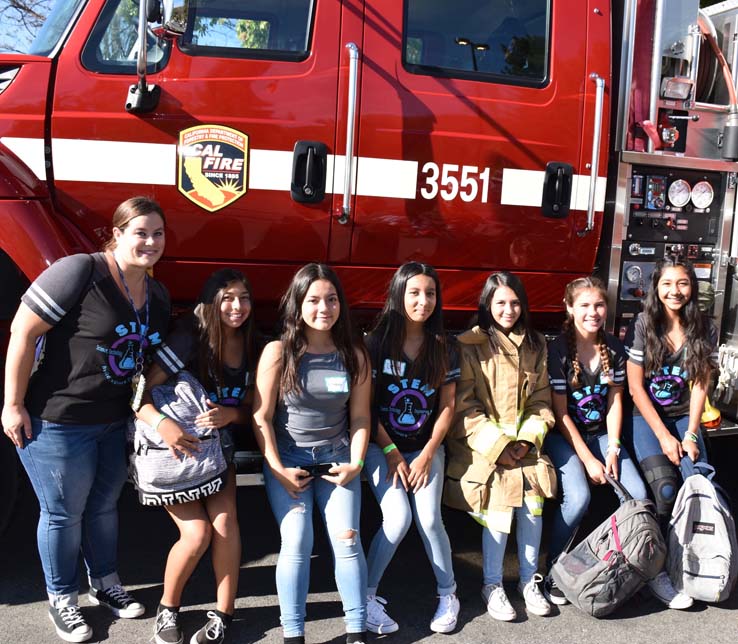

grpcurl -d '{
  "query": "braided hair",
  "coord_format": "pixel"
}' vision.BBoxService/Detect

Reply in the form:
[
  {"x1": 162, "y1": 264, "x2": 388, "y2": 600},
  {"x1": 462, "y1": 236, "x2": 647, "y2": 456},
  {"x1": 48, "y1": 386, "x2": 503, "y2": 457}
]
[{"x1": 563, "y1": 276, "x2": 612, "y2": 387}]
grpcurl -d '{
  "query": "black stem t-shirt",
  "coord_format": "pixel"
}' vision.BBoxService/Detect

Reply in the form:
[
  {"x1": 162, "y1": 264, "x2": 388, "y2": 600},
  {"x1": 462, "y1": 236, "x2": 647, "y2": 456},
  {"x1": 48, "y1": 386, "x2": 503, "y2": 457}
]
[
  {"x1": 23, "y1": 252, "x2": 171, "y2": 424},
  {"x1": 368, "y1": 335, "x2": 459, "y2": 452}
]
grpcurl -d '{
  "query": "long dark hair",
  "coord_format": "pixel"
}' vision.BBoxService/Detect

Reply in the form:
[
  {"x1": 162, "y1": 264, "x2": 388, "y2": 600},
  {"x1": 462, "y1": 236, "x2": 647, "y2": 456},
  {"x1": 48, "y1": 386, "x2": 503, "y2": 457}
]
[
  {"x1": 279, "y1": 263, "x2": 363, "y2": 394},
  {"x1": 369, "y1": 262, "x2": 448, "y2": 389},
  {"x1": 642, "y1": 258, "x2": 714, "y2": 387},
  {"x1": 562, "y1": 276, "x2": 612, "y2": 387},
  {"x1": 192, "y1": 268, "x2": 259, "y2": 390},
  {"x1": 477, "y1": 271, "x2": 542, "y2": 353}
]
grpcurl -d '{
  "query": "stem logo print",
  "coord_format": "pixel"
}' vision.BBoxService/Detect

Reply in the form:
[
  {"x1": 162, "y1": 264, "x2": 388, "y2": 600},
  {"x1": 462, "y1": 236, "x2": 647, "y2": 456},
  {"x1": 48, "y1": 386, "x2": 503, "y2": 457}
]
[
  {"x1": 97, "y1": 322, "x2": 163, "y2": 386},
  {"x1": 648, "y1": 365, "x2": 688, "y2": 406},
  {"x1": 571, "y1": 383, "x2": 607, "y2": 426},
  {"x1": 386, "y1": 379, "x2": 435, "y2": 434},
  {"x1": 209, "y1": 386, "x2": 246, "y2": 407}
]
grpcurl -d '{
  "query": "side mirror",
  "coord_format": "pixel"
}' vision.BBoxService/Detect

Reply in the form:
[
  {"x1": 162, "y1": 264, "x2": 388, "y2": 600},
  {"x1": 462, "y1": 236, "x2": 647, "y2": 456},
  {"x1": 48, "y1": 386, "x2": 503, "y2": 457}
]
[{"x1": 160, "y1": 0, "x2": 187, "y2": 36}]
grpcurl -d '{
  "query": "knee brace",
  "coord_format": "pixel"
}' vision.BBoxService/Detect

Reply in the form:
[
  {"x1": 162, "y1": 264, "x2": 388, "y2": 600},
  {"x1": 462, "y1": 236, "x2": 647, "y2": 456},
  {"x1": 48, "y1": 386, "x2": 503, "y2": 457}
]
[{"x1": 639, "y1": 454, "x2": 679, "y2": 520}]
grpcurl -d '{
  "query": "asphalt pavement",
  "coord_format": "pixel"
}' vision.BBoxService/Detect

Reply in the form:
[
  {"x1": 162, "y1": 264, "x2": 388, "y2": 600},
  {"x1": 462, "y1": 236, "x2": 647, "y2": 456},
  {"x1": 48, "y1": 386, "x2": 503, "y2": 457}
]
[{"x1": 1, "y1": 437, "x2": 737, "y2": 644}]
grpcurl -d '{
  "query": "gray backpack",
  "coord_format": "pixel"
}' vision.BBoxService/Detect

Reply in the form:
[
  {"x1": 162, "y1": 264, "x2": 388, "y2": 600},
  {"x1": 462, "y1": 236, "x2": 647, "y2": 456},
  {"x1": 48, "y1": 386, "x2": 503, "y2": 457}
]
[
  {"x1": 550, "y1": 475, "x2": 666, "y2": 617},
  {"x1": 666, "y1": 458, "x2": 737, "y2": 603},
  {"x1": 128, "y1": 370, "x2": 228, "y2": 506}
]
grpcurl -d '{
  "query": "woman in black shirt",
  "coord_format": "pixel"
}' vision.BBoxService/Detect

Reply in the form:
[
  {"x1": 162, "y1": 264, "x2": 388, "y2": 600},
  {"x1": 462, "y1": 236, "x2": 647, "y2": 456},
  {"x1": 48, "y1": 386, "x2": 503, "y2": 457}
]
[{"x1": 2, "y1": 197, "x2": 171, "y2": 643}]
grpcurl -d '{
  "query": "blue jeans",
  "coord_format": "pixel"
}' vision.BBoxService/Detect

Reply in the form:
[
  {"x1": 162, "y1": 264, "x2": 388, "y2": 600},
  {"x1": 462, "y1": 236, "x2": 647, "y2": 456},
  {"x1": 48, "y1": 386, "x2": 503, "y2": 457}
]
[
  {"x1": 482, "y1": 505, "x2": 542, "y2": 586},
  {"x1": 629, "y1": 413, "x2": 708, "y2": 474},
  {"x1": 544, "y1": 430, "x2": 648, "y2": 566},
  {"x1": 264, "y1": 437, "x2": 367, "y2": 638},
  {"x1": 627, "y1": 413, "x2": 709, "y2": 520},
  {"x1": 16, "y1": 417, "x2": 129, "y2": 605},
  {"x1": 364, "y1": 443, "x2": 456, "y2": 596}
]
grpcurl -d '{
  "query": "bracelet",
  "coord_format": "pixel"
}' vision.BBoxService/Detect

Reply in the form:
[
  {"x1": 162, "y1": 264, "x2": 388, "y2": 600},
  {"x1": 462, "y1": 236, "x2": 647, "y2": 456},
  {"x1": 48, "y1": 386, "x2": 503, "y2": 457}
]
[
  {"x1": 608, "y1": 438, "x2": 621, "y2": 447},
  {"x1": 607, "y1": 445, "x2": 621, "y2": 456},
  {"x1": 152, "y1": 413, "x2": 168, "y2": 431},
  {"x1": 684, "y1": 431, "x2": 699, "y2": 443},
  {"x1": 383, "y1": 443, "x2": 398, "y2": 455},
  {"x1": 354, "y1": 458, "x2": 365, "y2": 468}
]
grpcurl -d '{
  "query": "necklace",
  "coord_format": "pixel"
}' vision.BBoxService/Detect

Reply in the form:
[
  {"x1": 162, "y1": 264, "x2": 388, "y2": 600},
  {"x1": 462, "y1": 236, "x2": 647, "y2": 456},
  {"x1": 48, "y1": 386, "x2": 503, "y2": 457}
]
[{"x1": 114, "y1": 258, "x2": 150, "y2": 410}]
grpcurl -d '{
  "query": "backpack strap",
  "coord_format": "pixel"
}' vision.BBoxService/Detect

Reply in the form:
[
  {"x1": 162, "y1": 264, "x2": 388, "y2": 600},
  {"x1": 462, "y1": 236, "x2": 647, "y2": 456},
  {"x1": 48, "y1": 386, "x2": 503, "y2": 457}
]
[
  {"x1": 680, "y1": 455, "x2": 716, "y2": 481},
  {"x1": 604, "y1": 472, "x2": 634, "y2": 503}
]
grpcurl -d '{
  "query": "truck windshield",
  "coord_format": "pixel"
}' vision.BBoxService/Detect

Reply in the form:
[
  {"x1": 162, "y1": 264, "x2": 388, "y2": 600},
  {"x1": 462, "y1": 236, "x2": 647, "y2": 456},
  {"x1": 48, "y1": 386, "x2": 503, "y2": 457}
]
[{"x1": 28, "y1": 0, "x2": 86, "y2": 56}]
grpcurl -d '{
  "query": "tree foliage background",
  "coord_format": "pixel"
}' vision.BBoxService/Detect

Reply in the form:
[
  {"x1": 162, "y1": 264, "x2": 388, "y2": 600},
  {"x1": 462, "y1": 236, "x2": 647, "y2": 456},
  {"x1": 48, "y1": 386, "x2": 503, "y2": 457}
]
[{"x1": 0, "y1": 0, "x2": 53, "y2": 52}]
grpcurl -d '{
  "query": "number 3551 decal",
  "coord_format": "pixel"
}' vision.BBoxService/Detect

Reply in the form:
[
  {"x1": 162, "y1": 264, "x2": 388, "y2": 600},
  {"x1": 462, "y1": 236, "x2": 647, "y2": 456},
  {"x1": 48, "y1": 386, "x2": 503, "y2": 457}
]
[{"x1": 419, "y1": 162, "x2": 491, "y2": 203}]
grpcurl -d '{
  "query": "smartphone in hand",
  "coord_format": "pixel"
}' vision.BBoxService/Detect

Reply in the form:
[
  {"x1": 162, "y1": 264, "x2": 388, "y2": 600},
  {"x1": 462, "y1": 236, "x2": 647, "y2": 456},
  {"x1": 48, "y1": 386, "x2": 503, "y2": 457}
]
[{"x1": 300, "y1": 462, "x2": 339, "y2": 477}]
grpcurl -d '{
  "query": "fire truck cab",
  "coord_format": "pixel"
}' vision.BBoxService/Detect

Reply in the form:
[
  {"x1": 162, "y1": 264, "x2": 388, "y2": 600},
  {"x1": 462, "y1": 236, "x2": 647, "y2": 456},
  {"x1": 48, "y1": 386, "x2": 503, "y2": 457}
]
[{"x1": 0, "y1": 0, "x2": 607, "y2": 316}]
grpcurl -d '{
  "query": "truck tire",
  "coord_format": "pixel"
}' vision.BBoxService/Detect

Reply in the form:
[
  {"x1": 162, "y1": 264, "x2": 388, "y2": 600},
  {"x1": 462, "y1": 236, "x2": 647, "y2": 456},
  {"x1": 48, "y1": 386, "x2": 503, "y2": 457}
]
[
  {"x1": 0, "y1": 251, "x2": 28, "y2": 535},
  {"x1": 0, "y1": 436, "x2": 19, "y2": 535}
]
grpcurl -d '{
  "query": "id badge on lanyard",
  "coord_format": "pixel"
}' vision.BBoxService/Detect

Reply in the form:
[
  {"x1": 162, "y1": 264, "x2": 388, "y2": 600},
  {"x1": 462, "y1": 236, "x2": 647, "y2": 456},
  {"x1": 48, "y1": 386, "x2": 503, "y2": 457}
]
[{"x1": 116, "y1": 258, "x2": 150, "y2": 412}]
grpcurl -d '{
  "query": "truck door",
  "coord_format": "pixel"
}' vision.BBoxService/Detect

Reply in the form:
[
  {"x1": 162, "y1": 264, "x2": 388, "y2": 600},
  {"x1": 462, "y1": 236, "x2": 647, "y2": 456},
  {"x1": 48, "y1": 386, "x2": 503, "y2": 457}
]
[
  {"x1": 346, "y1": 0, "x2": 608, "y2": 311},
  {"x1": 49, "y1": 0, "x2": 346, "y2": 296}
]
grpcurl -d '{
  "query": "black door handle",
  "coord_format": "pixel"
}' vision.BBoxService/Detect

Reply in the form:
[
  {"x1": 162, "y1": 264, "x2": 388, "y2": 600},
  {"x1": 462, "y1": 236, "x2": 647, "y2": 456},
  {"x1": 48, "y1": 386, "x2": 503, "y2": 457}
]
[
  {"x1": 541, "y1": 161, "x2": 573, "y2": 218},
  {"x1": 291, "y1": 141, "x2": 327, "y2": 203}
]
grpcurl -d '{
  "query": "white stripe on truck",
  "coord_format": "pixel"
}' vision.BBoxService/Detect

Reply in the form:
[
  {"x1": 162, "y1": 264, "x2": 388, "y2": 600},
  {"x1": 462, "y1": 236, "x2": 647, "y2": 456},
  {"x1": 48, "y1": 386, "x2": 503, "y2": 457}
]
[
  {"x1": 1, "y1": 137, "x2": 605, "y2": 210},
  {"x1": 501, "y1": 168, "x2": 607, "y2": 212}
]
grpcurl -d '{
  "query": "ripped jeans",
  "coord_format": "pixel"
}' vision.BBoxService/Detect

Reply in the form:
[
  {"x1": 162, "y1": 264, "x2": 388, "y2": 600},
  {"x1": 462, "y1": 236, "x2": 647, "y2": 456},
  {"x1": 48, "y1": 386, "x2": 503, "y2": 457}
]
[
  {"x1": 16, "y1": 417, "x2": 129, "y2": 605},
  {"x1": 264, "y1": 436, "x2": 367, "y2": 637}
]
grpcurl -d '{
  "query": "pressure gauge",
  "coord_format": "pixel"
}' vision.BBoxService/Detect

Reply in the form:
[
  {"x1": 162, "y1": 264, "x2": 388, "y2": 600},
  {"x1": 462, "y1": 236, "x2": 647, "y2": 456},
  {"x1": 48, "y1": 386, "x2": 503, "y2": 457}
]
[
  {"x1": 625, "y1": 265, "x2": 642, "y2": 284},
  {"x1": 691, "y1": 180, "x2": 714, "y2": 209},
  {"x1": 667, "y1": 179, "x2": 691, "y2": 208}
]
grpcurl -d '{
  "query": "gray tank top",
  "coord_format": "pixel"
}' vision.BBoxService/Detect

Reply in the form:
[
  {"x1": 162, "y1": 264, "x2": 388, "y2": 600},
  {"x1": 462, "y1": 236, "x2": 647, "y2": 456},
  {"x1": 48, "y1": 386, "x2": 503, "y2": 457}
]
[{"x1": 275, "y1": 351, "x2": 351, "y2": 447}]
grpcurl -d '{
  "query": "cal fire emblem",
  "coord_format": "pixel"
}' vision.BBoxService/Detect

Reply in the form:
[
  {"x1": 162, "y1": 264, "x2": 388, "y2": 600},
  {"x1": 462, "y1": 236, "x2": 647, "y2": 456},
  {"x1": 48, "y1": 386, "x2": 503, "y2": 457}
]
[{"x1": 178, "y1": 125, "x2": 249, "y2": 212}]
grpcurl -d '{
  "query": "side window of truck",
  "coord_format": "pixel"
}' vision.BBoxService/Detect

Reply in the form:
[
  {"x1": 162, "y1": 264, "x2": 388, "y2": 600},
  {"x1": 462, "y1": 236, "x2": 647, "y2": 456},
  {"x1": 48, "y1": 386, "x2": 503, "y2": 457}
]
[
  {"x1": 404, "y1": 0, "x2": 550, "y2": 86},
  {"x1": 81, "y1": 0, "x2": 170, "y2": 73},
  {"x1": 178, "y1": 0, "x2": 314, "y2": 61}
]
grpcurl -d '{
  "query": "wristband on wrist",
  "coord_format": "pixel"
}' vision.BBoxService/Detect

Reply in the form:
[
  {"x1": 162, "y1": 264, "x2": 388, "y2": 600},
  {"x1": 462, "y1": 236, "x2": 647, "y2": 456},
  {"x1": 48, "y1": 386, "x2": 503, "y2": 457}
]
[
  {"x1": 608, "y1": 438, "x2": 621, "y2": 447},
  {"x1": 354, "y1": 458, "x2": 365, "y2": 468},
  {"x1": 684, "y1": 431, "x2": 699, "y2": 443},
  {"x1": 152, "y1": 412, "x2": 168, "y2": 431},
  {"x1": 607, "y1": 445, "x2": 621, "y2": 456},
  {"x1": 383, "y1": 443, "x2": 398, "y2": 455}
]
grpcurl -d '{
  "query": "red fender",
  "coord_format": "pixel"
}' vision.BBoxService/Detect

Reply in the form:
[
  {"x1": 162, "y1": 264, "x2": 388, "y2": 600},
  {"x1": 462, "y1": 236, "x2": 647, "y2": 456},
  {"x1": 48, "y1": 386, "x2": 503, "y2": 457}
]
[
  {"x1": 0, "y1": 199, "x2": 90, "y2": 281},
  {"x1": 0, "y1": 141, "x2": 47, "y2": 198}
]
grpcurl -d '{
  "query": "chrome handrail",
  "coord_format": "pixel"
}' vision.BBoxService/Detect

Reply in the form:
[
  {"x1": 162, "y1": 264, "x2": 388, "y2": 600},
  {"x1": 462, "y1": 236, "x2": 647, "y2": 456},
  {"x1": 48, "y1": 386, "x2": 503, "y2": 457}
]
[
  {"x1": 338, "y1": 42, "x2": 360, "y2": 224},
  {"x1": 578, "y1": 73, "x2": 606, "y2": 236}
]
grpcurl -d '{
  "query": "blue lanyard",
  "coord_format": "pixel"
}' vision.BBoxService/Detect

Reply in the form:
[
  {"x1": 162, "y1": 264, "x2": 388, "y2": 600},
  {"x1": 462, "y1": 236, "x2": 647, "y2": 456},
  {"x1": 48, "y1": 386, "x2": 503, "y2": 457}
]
[{"x1": 115, "y1": 259, "x2": 150, "y2": 375}]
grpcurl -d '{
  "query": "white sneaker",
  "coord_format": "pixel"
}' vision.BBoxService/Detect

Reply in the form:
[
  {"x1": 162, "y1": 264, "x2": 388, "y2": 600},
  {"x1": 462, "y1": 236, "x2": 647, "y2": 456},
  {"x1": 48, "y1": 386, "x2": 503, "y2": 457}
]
[
  {"x1": 429, "y1": 593, "x2": 460, "y2": 634},
  {"x1": 481, "y1": 584, "x2": 516, "y2": 622},
  {"x1": 517, "y1": 573, "x2": 551, "y2": 616},
  {"x1": 366, "y1": 595, "x2": 399, "y2": 634},
  {"x1": 648, "y1": 571, "x2": 694, "y2": 610}
]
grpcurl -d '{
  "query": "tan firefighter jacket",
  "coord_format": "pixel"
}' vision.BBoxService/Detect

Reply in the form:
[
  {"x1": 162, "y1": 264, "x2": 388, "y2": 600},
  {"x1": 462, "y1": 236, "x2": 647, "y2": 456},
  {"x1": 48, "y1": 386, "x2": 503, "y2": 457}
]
[{"x1": 444, "y1": 325, "x2": 557, "y2": 532}]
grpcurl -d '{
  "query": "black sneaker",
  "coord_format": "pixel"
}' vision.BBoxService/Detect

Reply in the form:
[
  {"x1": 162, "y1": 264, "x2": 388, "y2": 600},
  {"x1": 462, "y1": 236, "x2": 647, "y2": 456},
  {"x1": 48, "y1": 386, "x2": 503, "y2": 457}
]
[
  {"x1": 48, "y1": 605, "x2": 92, "y2": 643},
  {"x1": 88, "y1": 584, "x2": 145, "y2": 618},
  {"x1": 190, "y1": 611, "x2": 228, "y2": 644},
  {"x1": 155, "y1": 607, "x2": 184, "y2": 644},
  {"x1": 543, "y1": 574, "x2": 569, "y2": 606}
]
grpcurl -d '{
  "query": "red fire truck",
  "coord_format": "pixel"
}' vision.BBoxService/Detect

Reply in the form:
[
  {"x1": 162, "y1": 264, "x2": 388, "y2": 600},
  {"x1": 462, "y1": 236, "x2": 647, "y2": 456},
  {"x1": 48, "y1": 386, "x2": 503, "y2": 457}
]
[{"x1": 1, "y1": 0, "x2": 738, "y2": 525}]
